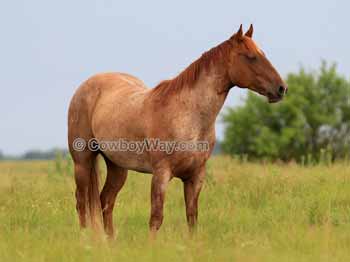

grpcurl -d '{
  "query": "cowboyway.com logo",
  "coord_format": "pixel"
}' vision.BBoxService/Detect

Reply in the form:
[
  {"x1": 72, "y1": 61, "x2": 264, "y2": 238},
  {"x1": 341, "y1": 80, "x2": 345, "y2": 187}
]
[{"x1": 72, "y1": 137, "x2": 209, "y2": 154}]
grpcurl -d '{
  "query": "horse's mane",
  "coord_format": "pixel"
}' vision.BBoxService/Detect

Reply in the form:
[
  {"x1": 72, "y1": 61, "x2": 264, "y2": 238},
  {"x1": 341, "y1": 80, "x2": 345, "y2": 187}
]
[{"x1": 151, "y1": 37, "x2": 234, "y2": 97}]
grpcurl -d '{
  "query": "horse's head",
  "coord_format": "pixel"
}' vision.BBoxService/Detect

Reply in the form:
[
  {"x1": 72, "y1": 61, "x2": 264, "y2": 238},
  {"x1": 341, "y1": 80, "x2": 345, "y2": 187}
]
[{"x1": 226, "y1": 25, "x2": 287, "y2": 103}]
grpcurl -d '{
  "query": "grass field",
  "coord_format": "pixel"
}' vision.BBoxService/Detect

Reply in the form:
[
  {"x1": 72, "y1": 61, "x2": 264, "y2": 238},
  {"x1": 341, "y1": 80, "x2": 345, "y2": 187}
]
[{"x1": 1, "y1": 156, "x2": 350, "y2": 261}]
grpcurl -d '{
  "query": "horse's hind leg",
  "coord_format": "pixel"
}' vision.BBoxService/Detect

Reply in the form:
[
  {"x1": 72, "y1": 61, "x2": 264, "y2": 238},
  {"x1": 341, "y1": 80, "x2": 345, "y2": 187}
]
[
  {"x1": 73, "y1": 152, "x2": 96, "y2": 229},
  {"x1": 100, "y1": 157, "x2": 128, "y2": 238}
]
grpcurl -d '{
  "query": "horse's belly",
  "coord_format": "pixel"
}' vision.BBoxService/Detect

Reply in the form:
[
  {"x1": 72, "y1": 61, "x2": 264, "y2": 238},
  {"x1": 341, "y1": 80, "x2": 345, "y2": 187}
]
[{"x1": 102, "y1": 150, "x2": 152, "y2": 173}]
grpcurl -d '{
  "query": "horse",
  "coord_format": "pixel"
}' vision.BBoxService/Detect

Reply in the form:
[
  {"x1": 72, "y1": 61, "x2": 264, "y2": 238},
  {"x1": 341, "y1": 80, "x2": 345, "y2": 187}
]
[{"x1": 68, "y1": 24, "x2": 287, "y2": 239}]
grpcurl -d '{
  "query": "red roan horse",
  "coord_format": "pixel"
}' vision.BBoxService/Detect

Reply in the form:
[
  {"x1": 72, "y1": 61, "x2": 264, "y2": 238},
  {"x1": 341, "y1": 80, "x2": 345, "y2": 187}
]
[{"x1": 68, "y1": 25, "x2": 287, "y2": 239}]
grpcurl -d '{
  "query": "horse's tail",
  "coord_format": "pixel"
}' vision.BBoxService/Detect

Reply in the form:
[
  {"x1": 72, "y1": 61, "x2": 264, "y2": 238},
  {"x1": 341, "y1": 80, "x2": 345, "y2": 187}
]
[{"x1": 88, "y1": 155, "x2": 104, "y2": 233}]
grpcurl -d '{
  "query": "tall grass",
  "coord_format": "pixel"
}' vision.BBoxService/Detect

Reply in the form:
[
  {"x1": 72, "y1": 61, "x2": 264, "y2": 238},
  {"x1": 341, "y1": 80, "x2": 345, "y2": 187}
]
[{"x1": 0, "y1": 157, "x2": 350, "y2": 261}]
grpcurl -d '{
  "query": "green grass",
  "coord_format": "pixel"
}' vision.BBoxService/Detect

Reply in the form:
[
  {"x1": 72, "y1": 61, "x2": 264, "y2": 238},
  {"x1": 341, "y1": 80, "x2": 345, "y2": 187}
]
[{"x1": 1, "y1": 157, "x2": 350, "y2": 261}]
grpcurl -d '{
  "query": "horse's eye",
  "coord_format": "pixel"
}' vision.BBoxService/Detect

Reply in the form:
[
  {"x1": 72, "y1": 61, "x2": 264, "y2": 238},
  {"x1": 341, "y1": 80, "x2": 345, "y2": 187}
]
[{"x1": 245, "y1": 54, "x2": 257, "y2": 62}]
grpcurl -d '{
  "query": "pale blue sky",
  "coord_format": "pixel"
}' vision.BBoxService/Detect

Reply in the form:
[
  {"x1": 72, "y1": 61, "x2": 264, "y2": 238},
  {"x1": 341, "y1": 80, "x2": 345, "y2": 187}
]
[{"x1": 0, "y1": 0, "x2": 349, "y2": 154}]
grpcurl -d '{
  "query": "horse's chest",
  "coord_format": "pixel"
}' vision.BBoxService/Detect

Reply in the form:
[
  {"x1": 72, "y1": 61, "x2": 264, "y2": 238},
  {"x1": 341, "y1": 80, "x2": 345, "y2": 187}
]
[
  {"x1": 167, "y1": 151, "x2": 210, "y2": 179},
  {"x1": 169, "y1": 136, "x2": 215, "y2": 177}
]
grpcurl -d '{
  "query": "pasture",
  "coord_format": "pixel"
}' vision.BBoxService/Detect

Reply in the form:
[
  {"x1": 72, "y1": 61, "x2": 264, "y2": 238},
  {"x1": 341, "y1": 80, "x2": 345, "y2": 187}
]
[{"x1": 1, "y1": 156, "x2": 350, "y2": 261}]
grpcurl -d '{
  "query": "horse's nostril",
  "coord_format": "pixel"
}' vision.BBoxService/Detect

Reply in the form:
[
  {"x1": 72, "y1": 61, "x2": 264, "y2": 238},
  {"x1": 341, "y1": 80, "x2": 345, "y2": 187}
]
[{"x1": 278, "y1": 86, "x2": 285, "y2": 96}]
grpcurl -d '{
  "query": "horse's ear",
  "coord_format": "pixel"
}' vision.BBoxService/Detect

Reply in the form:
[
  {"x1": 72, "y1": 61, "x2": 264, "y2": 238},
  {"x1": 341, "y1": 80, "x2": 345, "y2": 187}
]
[
  {"x1": 245, "y1": 24, "x2": 254, "y2": 38},
  {"x1": 232, "y1": 24, "x2": 244, "y2": 41}
]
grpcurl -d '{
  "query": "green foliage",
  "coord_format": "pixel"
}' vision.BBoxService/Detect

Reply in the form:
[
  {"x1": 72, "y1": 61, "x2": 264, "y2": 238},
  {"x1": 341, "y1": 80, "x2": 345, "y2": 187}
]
[{"x1": 222, "y1": 62, "x2": 350, "y2": 162}]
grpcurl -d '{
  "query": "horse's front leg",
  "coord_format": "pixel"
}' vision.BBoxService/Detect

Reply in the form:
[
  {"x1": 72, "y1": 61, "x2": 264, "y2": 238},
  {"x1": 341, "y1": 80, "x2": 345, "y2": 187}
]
[
  {"x1": 183, "y1": 166, "x2": 205, "y2": 232},
  {"x1": 149, "y1": 167, "x2": 172, "y2": 239}
]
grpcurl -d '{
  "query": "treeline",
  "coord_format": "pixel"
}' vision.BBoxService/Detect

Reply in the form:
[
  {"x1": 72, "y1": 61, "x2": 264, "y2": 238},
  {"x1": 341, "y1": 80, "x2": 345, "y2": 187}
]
[
  {"x1": 0, "y1": 145, "x2": 223, "y2": 160},
  {"x1": 222, "y1": 62, "x2": 350, "y2": 163},
  {"x1": 0, "y1": 148, "x2": 68, "y2": 160}
]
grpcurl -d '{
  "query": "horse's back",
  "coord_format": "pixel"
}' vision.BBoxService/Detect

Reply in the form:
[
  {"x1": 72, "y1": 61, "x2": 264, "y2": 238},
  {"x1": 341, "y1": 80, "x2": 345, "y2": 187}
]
[{"x1": 86, "y1": 72, "x2": 148, "y2": 91}]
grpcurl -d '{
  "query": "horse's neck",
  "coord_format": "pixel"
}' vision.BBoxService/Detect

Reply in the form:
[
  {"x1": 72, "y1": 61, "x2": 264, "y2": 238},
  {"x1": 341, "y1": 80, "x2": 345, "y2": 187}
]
[{"x1": 177, "y1": 66, "x2": 231, "y2": 131}]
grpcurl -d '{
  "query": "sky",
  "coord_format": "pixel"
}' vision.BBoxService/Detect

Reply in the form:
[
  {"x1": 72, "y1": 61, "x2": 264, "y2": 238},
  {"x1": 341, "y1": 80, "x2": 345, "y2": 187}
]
[{"x1": 0, "y1": 0, "x2": 349, "y2": 155}]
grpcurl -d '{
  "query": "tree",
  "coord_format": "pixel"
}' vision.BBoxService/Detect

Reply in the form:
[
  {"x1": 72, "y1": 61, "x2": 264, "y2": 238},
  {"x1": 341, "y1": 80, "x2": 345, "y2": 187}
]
[{"x1": 222, "y1": 62, "x2": 350, "y2": 162}]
